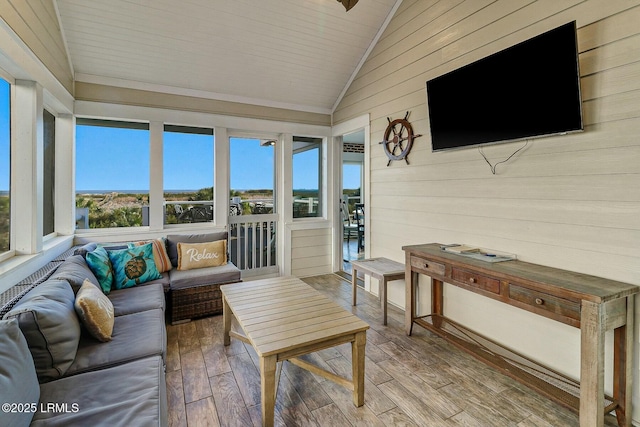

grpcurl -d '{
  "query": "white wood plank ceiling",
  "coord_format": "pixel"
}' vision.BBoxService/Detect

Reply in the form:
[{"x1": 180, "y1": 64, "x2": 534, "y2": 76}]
[{"x1": 56, "y1": 0, "x2": 400, "y2": 114}]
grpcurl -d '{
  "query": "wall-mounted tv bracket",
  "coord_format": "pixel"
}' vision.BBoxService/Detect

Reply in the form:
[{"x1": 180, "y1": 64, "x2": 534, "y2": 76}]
[{"x1": 379, "y1": 111, "x2": 422, "y2": 166}]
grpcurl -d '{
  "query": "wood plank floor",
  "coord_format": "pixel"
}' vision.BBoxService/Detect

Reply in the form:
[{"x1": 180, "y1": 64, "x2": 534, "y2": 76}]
[{"x1": 166, "y1": 274, "x2": 619, "y2": 427}]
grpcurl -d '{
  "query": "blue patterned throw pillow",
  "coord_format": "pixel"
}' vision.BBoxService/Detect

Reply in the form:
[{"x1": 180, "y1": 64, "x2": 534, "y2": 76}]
[
  {"x1": 107, "y1": 243, "x2": 162, "y2": 289},
  {"x1": 85, "y1": 246, "x2": 114, "y2": 294}
]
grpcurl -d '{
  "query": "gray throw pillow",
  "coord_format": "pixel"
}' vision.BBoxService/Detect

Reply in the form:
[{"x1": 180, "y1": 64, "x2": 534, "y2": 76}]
[
  {"x1": 74, "y1": 242, "x2": 128, "y2": 259},
  {"x1": 50, "y1": 254, "x2": 100, "y2": 293},
  {"x1": 4, "y1": 279, "x2": 81, "y2": 382},
  {"x1": 0, "y1": 319, "x2": 40, "y2": 427},
  {"x1": 166, "y1": 232, "x2": 227, "y2": 267},
  {"x1": 74, "y1": 242, "x2": 99, "y2": 258}
]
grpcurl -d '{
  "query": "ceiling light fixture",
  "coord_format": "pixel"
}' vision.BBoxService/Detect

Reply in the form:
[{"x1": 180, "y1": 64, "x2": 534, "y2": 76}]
[{"x1": 337, "y1": 0, "x2": 359, "y2": 12}]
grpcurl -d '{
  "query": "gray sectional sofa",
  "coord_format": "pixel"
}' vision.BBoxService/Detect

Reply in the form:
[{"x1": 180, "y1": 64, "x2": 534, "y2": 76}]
[
  {"x1": 1, "y1": 256, "x2": 167, "y2": 426},
  {"x1": 0, "y1": 231, "x2": 241, "y2": 426},
  {"x1": 76, "y1": 231, "x2": 242, "y2": 324}
]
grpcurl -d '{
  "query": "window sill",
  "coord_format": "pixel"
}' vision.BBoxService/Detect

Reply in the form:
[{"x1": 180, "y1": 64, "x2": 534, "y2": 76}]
[
  {"x1": 0, "y1": 235, "x2": 74, "y2": 294},
  {"x1": 287, "y1": 218, "x2": 331, "y2": 230}
]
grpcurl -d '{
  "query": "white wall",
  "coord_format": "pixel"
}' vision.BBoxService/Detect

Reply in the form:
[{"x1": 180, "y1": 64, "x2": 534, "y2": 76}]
[
  {"x1": 290, "y1": 227, "x2": 332, "y2": 277},
  {"x1": 334, "y1": 0, "x2": 640, "y2": 420}
]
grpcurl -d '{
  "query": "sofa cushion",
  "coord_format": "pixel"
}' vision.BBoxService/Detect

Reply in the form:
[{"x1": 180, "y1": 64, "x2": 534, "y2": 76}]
[
  {"x1": 0, "y1": 319, "x2": 40, "y2": 427},
  {"x1": 4, "y1": 280, "x2": 81, "y2": 382},
  {"x1": 166, "y1": 231, "x2": 227, "y2": 267},
  {"x1": 169, "y1": 262, "x2": 241, "y2": 290},
  {"x1": 74, "y1": 279, "x2": 115, "y2": 342},
  {"x1": 31, "y1": 355, "x2": 167, "y2": 427},
  {"x1": 132, "y1": 238, "x2": 172, "y2": 273},
  {"x1": 65, "y1": 308, "x2": 166, "y2": 376},
  {"x1": 140, "y1": 271, "x2": 171, "y2": 292},
  {"x1": 108, "y1": 243, "x2": 162, "y2": 289},
  {"x1": 49, "y1": 255, "x2": 100, "y2": 293},
  {"x1": 177, "y1": 240, "x2": 227, "y2": 270},
  {"x1": 85, "y1": 245, "x2": 114, "y2": 294},
  {"x1": 109, "y1": 283, "x2": 166, "y2": 316}
]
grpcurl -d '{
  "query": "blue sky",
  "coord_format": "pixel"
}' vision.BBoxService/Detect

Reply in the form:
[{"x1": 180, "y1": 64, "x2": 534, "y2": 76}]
[
  {"x1": 75, "y1": 127, "x2": 361, "y2": 192},
  {"x1": 0, "y1": 76, "x2": 360, "y2": 193},
  {"x1": 229, "y1": 137, "x2": 274, "y2": 191},
  {"x1": 0, "y1": 78, "x2": 9, "y2": 191}
]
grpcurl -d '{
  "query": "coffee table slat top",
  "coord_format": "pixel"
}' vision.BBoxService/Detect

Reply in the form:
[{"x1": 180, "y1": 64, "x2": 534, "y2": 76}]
[{"x1": 221, "y1": 277, "x2": 369, "y2": 357}]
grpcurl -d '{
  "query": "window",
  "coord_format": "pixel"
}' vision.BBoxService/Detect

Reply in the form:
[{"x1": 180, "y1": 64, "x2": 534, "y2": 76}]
[
  {"x1": 75, "y1": 119, "x2": 150, "y2": 229},
  {"x1": 229, "y1": 137, "x2": 275, "y2": 215},
  {"x1": 0, "y1": 78, "x2": 9, "y2": 253},
  {"x1": 163, "y1": 125, "x2": 214, "y2": 224},
  {"x1": 229, "y1": 136, "x2": 277, "y2": 271},
  {"x1": 43, "y1": 109, "x2": 55, "y2": 236},
  {"x1": 342, "y1": 162, "x2": 362, "y2": 214},
  {"x1": 292, "y1": 137, "x2": 323, "y2": 218}
]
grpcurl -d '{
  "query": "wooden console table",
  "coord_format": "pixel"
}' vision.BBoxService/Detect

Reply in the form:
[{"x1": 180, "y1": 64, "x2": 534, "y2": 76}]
[{"x1": 403, "y1": 243, "x2": 638, "y2": 427}]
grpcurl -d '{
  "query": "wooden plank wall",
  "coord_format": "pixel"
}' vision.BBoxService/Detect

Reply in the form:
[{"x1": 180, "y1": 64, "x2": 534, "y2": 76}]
[
  {"x1": 0, "y1": 0, "x2": 73, "y2": 93},
  {"x1": 333, "y1": 0, "x2": 640, "y2": 417},
  {"x1": 290, "y1": 228, "x2": 332, "y2": 277}
]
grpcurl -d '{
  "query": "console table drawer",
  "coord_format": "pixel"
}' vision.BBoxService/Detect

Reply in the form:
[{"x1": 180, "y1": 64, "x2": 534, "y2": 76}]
[
  {"x1": 409, "y1": 256, "x2": 445, "y2": 277},
  {"x1": 451, "y1": 268, "x2": 500, "y2": 294},
  {"x1": 509, "y1": 284, "x2": 580, "y2": 321}
]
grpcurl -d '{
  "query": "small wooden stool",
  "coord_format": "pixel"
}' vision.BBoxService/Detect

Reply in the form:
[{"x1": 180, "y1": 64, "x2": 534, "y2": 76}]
[{"x1": 351, "y1": 258, "x2": 404, "y2": 325}]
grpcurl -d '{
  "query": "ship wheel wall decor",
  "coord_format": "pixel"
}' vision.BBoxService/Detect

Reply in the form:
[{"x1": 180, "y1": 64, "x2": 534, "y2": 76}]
[{"x1": 379, "y1": 111, "x2": 422, "y2": 166}]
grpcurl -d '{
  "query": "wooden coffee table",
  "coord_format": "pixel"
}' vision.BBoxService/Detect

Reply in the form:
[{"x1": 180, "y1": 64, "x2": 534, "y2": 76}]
[{"x1": 220, "y1": 276, "x2": 369, "y2": 427}]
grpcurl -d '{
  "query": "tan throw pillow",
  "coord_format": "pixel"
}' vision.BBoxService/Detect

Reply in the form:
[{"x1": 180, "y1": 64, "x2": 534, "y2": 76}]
[
  {"x1": 177, "y1": 240, "x2": 227, "y2": 271},
  {"x1": 132, "y1": 238, "x2": 172, "y2": 273},
  {"x1": 74, "y1": 279, "x2": 115, "y2": 342}
]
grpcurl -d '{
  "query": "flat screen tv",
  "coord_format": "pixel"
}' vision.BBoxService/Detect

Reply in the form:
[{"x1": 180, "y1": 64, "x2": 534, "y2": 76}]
[{"x1": 427, "y1": 22, "x2": 583, "y2": 152}]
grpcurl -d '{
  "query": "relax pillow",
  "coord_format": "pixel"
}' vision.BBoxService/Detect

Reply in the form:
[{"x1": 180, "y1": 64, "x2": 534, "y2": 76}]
[
  {"x1": 85, "y1": 246, "x2": 114, "y2": 294},
  {"x1": 166, "y1": 231, "x2": 227, "y2": 267},
  {"x1": 74, "y1": 279, "x2": 115, "y2": 342},
  {"x1": 131, "y1": 237, "x2": 172, "y2": 273},
  {"x1": 4, "y1": 280, "x2": 81, "y2": 382},
  {"x1": 107, "y1": 243, "x2": 162, "y2": 289},
  {"x1": 177, "y1": 240, "x2": 227, "y2": 270},
  {"x1": 0, "y1": 319, "x2": 40, "y2": 427}
]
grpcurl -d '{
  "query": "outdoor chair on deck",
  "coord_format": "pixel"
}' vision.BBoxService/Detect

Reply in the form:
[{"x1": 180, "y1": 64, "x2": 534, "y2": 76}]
[
  {"x1": 354, "y1": 203, "x2": 364, "y2": 252},
  {"x1": 341, "y1": 200, "x2": 359, "y2": 246},
  {"x1": 189, "y1": 205, "x2": 210, "y2": 222}
]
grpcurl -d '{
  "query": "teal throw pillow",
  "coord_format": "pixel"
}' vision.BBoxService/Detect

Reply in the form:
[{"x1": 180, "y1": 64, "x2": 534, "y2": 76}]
[
  {"x1": 85, "y1": 246, "x2": 114, "y2": 294},
  {"x1": 107, "y1": 243, "x2": 162, "y2": 289}
]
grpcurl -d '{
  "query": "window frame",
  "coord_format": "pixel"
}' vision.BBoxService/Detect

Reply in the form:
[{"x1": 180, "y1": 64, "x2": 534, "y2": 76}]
[
  {"x1": 0, "y1": 73, "x2": 12, "y2": 262},
  {"x1": 292, "y1": 136, "x2": 324, "y2": 220},
  {"x1": 42, "y1": 108, "x2": 56, "y2": 238},
  {"x1": 228, "y1": 134, "x2": 278, "y2": 216},
  {"x1": 162, "y1": 124, "x2": 215, "y2": 226},
  {"x1": 74, "y1": 118, "x2": 151, "y2": 231}
]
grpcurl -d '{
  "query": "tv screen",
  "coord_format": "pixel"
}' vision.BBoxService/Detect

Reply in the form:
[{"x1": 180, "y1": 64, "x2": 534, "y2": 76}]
[{"x1": 427, "y1": 22, "x2": 583, "y2": 151}]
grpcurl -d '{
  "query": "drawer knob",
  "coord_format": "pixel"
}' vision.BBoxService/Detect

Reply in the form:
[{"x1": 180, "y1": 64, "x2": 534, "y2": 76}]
[
  {"x1": 535, "y1": 298, "x2": 544, "y2": 305},
  {"x1": 469, "y1": 277, "x2": 477, "y2": 284}
]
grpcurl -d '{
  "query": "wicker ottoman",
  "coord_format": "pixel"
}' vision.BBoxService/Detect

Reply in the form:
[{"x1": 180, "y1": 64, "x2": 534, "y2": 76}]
[
  {"x1": 168, "y1": 262, "x2": 242, "y2": 324},
  {"x1": 171, "y1": 281, "x2": 236, "y2": 324}
]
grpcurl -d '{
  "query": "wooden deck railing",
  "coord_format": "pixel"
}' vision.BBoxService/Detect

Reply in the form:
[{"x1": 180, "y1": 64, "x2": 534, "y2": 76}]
[{"x1": 228, "y1": 213, "x2": 277, "y2": 274}]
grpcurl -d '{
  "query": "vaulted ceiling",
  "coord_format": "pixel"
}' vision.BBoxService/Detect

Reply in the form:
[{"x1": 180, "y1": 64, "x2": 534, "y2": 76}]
[{"x1": 56, "y1": 0, "x2": 400, "y2": 114}]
